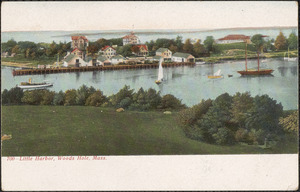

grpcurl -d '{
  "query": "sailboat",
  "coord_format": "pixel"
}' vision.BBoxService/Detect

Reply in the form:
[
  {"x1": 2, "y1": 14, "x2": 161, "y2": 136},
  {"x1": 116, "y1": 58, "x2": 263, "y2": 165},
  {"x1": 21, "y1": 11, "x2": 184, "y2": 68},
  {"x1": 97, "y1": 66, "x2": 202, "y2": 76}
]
[
  {"x1": 155, "y1": 58, "x2": 164, "y2": 84},
  {"x1": 237, "y1": 41, "x2": 273, "y2": 76},
  {"x1": 284, "y1": 47, "x2": 297, "y2": 61},
  {"x1": 208, "y1": 69, "x2": 223, "y2": 79}
]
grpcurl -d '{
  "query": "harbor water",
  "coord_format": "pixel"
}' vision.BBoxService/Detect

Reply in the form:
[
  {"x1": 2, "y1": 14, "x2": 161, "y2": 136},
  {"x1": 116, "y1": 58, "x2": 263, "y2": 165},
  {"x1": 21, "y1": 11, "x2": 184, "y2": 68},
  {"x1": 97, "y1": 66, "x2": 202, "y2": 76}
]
[{"x1": 1, "y1": 58, "x2": 298, "y2": 110}]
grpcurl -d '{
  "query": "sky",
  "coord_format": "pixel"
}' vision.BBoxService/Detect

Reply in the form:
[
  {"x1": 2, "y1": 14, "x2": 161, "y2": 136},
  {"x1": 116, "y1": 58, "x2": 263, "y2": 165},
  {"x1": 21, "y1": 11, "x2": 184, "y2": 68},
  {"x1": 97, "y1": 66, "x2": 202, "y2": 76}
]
[{"x1": 1, "y1": 1, "x2": 298, "y2": 32}]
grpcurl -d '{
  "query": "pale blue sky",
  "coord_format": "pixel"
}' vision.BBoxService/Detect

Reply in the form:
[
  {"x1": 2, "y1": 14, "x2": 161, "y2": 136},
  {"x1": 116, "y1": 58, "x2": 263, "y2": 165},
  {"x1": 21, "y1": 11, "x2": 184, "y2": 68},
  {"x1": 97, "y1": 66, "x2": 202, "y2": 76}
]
[{"x1": 1, "y1": 1, "x2": 298, "y2": 31}]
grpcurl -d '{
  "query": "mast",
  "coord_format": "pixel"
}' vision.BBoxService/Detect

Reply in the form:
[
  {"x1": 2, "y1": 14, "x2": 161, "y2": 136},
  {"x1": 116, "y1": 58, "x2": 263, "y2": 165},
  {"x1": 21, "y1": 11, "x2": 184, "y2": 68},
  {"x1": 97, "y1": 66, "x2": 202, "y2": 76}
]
[
  {"x1": 245, "y1": 41, "x2": 248, "y2": 71},
  {"x1": 257, "y1": 50, "x2": 260, "y2": 71}
]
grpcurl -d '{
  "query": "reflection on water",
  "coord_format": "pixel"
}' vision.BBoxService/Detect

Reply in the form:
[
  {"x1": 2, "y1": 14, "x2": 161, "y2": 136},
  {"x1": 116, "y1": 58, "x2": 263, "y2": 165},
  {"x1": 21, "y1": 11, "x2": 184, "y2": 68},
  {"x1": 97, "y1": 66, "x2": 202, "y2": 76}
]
[{"x1": 1, "y1": 58, "x2": 298, "y2": 110}]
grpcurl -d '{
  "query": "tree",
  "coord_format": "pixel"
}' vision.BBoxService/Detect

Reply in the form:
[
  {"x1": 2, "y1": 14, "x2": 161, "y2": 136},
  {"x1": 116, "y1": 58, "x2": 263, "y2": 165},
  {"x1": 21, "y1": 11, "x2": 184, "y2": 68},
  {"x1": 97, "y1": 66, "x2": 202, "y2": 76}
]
[
  {"x1": 287, "y1": 32, "x2": 298, "y2": 50},
  {"x1": 40, "y1": 90, "x2": 55, "y2": 105},
  {"x1": 145, "y1": 88, "x2": 162, "y2": 109},
  {"x1": 203, "y1": 36, "x2": 215, "y2": 52},
  {"x1": 192, "y1": 39, "x2": 205, "y2": 57},
  {"x1": 11, "y1": 45, "x2": 20, "y2": 54},
  {"x1": 21, "y1": 90, "x2": 44, "y2": 105},
  {"x1": 279, "y1": 111, "x2": 298, "y2": 133},
  {"x1": 109, "y1": 85, "x2": 134, "y2": 107},
  {"x1": 87, "y1": 44, "x2": 99, "y2": 56},
  {"x1": 168, "y1": 44, "x2": 178, "y2": 53},
  {"x1": 53, "y1": 91, "x2": 65, "y2": 105},
  {"x1": 183, "y1": 38, "x2": 193, "y2": 53},
  {"x1": 76, "y1": 85, "x2": 96, "y2": 105},
  {"x1": 274, "y1": 32, "x2": 287, "y2": 51},
  {"x1": 85, "y1": 90, "x2": 107, "y2": 107},
  {"x1": 64, "y1": 89, "x2": 77, "y2": 106},
  {"x1": 245, "y1": 94, "x2": 283, "y2": 143},
  {"x1": 1, "y1": 87, "x2": 23, "y2": 105},
  {"x1": 251, "y1": 34, "x2": 265, "y2": 53},
  {"x1": 117, "y1": 44, "x2": 132, "y2": 57},
  {"x1": 231, "y1": 92, "x2": 254, "y2": 127},
  {"x1": 175, "y1": 36, "x2": 183, "y2": 51},
  {"x1": 159, "y1": 94, "x2": 186, "y2": 110}
]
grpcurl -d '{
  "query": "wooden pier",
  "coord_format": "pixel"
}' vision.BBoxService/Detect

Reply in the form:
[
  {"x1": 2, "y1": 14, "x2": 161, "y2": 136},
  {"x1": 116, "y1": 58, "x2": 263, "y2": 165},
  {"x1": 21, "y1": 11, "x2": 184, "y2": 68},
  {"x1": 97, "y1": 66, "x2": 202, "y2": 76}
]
[{"x1": 12, "y1": 62, "x2": 195, "y2": 76}]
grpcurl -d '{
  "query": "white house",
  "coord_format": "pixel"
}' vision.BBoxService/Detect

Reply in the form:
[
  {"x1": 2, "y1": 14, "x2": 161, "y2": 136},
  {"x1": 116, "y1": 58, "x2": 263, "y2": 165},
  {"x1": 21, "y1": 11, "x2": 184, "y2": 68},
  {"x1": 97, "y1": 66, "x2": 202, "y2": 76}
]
[
  {"x1": 98, "y1": 46, "x2": 116, "y2": 59},
  {"x1": 111, "y1": 55, "x2": 125, "y2": 65},
  {"x1": 172, "y1": 52, "x2": 195, "y2": 63},
  {"x1": 216, "y1": 34, "x2": 251, "y2": 44},
  {"x1": 156, "y1": 48, "x2": 172, "y2": 58},
  {"x1": 122, "y1": 31, "x2": 140, "y2": 45}
]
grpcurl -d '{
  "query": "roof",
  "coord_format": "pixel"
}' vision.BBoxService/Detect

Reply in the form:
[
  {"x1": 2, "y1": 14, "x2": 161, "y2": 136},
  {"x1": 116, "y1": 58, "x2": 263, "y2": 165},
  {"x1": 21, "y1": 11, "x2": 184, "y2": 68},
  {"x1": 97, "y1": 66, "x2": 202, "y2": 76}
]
[
  {"x1": 97, "y1": 55, "x2": 110, "y2": 62},
  {"x1": 71, "y1": 36, "x2": 88, "y2": 41},
  {"x1": 173, "y1": 52, "x2": 193, "y2": 58},
  {"x1": 101, "y1": 45, "x2": 115, "y2": 51},
  {"x1": 85, "y1": 56, "x2": 93, "y2": 62},
  {"x1": 112, "y1": 55, "x2": 124, "y2": 59},
  {"x1": 64, "y1": 54, "x2": 77, "y2": 62},
  {"x1": 133, "y1": 44, "x2": 148, "y2": 51},
  {"x1": 122, "y1": 32, "x2": 138, "y2": 39},
  {"x1": 71, "y1": 48, "x2": 83, "y2": 53},
  {"x1": 156, "y1": 48, "x2": 170, "y2": 53},
  {"x1": 218, "y1": 34, "x2": 250, "y2": 41},
  {"x1": 153, "y1": 55, "x2": 162, "y2": 60}
]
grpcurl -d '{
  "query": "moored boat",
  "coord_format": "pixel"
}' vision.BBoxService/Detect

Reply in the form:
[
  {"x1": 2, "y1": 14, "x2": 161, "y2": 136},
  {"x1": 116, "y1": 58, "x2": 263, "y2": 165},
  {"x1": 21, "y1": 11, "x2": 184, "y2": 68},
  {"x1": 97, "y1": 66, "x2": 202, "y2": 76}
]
[
  {"x1": 208, "y1": 69, "x2": 223, "y2": 79},
  {"x1": 17, "y1": 78, "x2": 53, "y2": 89}
]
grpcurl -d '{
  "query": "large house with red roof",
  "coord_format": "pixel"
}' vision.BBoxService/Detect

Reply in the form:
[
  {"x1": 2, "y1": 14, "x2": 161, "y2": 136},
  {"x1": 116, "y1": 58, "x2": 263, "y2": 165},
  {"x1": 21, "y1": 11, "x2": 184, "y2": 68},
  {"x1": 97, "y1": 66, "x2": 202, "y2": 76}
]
[
  {"x1": 122, "y1": 32, "x2": 140, "y2": 45},
  {"x1": 132, "y1": 44, "x2": 148, "y2": 57},
  {"x1": 71, "y1": 36, "x2": 89, "y2": 50},
  {"x1": 216, "y1": 34, "x2": 251, "y2": 44},
  {"x1": 98, "y1": 46, "x2": 116, "y2": 59}
]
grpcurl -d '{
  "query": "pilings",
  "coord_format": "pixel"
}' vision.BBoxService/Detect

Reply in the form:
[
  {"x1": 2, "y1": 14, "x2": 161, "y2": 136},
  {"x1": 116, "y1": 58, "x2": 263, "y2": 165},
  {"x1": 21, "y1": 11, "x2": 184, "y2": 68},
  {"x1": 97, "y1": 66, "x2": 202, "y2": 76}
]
[{"x1": 12, "y1": 62, "x2": 195, "y2": 76}]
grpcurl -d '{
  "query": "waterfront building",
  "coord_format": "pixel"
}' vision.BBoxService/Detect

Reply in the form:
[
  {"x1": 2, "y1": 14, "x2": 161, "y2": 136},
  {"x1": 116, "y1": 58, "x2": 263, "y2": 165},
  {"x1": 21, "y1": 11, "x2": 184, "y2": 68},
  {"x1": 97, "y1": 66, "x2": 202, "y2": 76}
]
[
  {"x1": 132, "y1": 44, "x2": 148, "y2": 57},
  {"x1": 156, "y1": 48, "x2": 172, "y2": 61},
  {"x1": 216, "y1": 34, "x2": 251, "y2": 44},
  {"x1": 111, "y1": 55, "x2": 125, "y2": 65},
  {"x1": 71, "y1": 48, "x2": 85, "y2": 59},
  {"x1": 97, "y1": 55, "x2": 111, "y2": 66},
  {"x1": 172, "y1": 52, "x2": 195, "y2": 62},
  {"x1": 71, "y1": 36, "x2": 89, "y2": 50},
  {"x1": 98, "y1": 46, "x2": 116, "y2": 59},
  {"x1": 63, "y1": 54, "x2": 87, "y2": 67},
  {"x1": 122, "y1": 31, "x2": 140, "y2": 45}
]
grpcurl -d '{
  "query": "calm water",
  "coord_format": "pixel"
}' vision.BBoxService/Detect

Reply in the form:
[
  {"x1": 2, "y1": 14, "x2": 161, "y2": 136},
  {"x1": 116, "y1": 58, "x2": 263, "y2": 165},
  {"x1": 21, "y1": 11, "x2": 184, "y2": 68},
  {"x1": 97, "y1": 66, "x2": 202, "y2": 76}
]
[
  {"x1": 1, "y1": 58, "x2": 298, "y2": 110},
  {"x1": 2, "y1": 28, "x2": 297, "y2": 44}
]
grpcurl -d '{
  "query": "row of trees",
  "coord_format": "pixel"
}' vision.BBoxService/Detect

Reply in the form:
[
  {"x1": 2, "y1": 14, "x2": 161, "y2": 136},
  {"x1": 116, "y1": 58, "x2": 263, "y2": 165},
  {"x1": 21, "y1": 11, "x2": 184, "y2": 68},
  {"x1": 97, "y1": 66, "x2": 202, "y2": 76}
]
[
  {"x1": 274, "y1": 31, "x2": 298, "y2": 51},
  {"x1": 2, "y1": 85, "x2": 186, "y2": 111},
  {"x1": 177, "y1": 92, "x2": 289, "y2": 145}
]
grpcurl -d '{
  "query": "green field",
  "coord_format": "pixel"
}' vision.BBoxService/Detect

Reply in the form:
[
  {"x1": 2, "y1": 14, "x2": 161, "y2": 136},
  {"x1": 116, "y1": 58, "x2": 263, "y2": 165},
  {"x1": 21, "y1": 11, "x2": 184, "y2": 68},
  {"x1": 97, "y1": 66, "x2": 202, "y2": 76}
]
[{"x1": 1, "y1": 105, "x2": 298, "y2": 156}]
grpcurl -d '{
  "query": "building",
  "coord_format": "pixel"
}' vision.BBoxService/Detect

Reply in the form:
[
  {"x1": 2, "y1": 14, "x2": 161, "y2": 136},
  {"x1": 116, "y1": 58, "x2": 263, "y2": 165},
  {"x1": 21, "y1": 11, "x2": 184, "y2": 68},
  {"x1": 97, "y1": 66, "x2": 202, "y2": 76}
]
[
  {"x1": 71, "y1": 36, "x2": 89, "y2": 50},
  {"x1": 71, "y1": 48, "x2": 85, "y2": 59},
  {"x1": 132, "y1": 44, "x2": 148, "y2": 57},
  {"x1": 155, "y1": 48, "x2": 172, "y2": 61},
  {"x1": 98, "y1": 46, "x2": 116, "y2": 59},
  {"x1": 111, "y1": 55, "x2": 125, "y2": 65},
  {"x1": 122, "y1": 32, "x2": 140, "y2": 45},
  {"x1": 216, "y1": 34, "x2": 251, "y2": 44},
  {"x1": 63, "y1": 54, "x2": 87, "y2": 67},
  {"x1": 97, "y1": 55, "x2": 111, "y2": 66},
  {"x1": 172, "y1": 52, "x2": 195, "y2": 63}
]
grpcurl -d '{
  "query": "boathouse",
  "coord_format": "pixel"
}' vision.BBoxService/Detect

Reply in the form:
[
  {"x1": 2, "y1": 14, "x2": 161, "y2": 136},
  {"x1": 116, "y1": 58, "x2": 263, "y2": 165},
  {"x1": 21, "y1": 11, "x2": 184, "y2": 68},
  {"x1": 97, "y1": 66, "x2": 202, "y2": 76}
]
[
  {"x1": 172, "y1": 52, "x2": 195, "y2": 63},
  {"x1": 63, "y1": 54, "x2": 87, "y2": 67}
]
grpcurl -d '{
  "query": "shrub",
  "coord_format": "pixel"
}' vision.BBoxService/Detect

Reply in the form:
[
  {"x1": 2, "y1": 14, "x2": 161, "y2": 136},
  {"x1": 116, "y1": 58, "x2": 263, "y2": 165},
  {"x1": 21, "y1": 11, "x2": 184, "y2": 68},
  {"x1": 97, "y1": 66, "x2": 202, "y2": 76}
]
[
  {"x1": 21, "y1": 90, "x2": 43, "y2": 105},
  {"x1": 53, "y1": 91, "x2": 65, "y2": 105},
  {"x1": 85, "y1": 90, "x2": 107, "y2": 107},
  {"x1": 64, "y1": 89, "x2": 77, "y2": 106},
  {"x1": 212, "y1": 127, "x2": 235, "y2": 145},
  {"x1": 118, "y1": 97, "x2": 132, "y2": 109},
  {"x1": 40, "y1": 90, "x2": 55, "y2": 105},
  {"x1": 159, "y1": 94, "x2": 186, "y2": 110},
  {"x1": 2, "y1": 87, "x2": 24, "y2": 105}
]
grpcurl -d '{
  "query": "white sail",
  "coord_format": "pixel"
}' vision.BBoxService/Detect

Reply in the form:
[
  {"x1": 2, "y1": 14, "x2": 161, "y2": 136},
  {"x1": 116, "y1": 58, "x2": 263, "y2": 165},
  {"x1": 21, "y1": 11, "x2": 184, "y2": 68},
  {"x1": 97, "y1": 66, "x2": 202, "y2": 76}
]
[
  {"x1": 214, "y1": 69, "x2": 221, "y2": 76},
  {"x1": 157, "y1": 58, "x2": 164, "y2": 81}
]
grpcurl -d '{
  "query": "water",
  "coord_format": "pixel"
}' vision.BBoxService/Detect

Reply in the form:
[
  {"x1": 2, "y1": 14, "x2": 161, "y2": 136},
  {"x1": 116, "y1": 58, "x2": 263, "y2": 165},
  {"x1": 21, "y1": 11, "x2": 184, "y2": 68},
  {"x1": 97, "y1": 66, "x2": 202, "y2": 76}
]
[
  {"x1": 2, "y1": 58, "x2": 298, "y2": 110},
  {"x1": 2, "y1": 27, "x2": 297, "y2": 44}
]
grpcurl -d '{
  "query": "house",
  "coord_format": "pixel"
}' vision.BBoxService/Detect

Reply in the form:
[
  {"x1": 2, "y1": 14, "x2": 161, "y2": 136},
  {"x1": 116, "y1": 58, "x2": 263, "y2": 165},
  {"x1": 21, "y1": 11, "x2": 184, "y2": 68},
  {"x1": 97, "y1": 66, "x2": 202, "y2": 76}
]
[
  {"x1": 172, "y1": 52, "x2": 195, "y2": 63},
  {"x1": 156, "y1": 48, "x2": 172, "y2": 61},
  {"x1": 71, "y1": 36, "x2": 89, "y2": 50},
  {"x1": 71, "y1": 48, "x2": 85, "y2": 59},
  {"x1": 111, "y1": 55, "x2": 125, "y2": 65},
  {"x1": 98, "y1": 46, "x2": 116, "y2": 59},
  {"x1": 132, "y1": 44, "x2": 148, "y2": 57},
  {"x1": 97, "y1": 55, "x2": 111, "y2": 66},
  {"x1": 63, "y1": 54, "x2": 87, "y2": 67},
  {"x1": 216, "y1": 34, "x2": 251, "y2": 44},
  {"x1": 85, "y1": 56, "x2": 99, "y2": 66},
  {"x1": 122, "y1": 31, "x2": 140, "y2": 45}
]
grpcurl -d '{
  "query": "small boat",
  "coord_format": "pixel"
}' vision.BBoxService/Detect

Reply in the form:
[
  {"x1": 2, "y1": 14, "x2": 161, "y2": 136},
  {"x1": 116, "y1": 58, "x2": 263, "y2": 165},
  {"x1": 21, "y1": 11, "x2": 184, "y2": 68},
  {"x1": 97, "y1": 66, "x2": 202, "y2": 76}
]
[
  {"x1": 196, "y1": 61, "x2": 206, "y2": 65},
  {"x1": 284, "y1": 47, "x2": 297, "y2": 61},
  {"x1": 228, "y1": 74, "x2": 233, "y2": 77},
  {"x1": 155, "y1": 59, "x2": 164, "y2": 84},
  {"x1": 208, "y1": 69, "x2": 223, "y2": 79},
  {"x1": 237, "y1": 40, "x2": 273, "y2": 76},
  {"x1": 17, "y1": 78, "x2": 53, "y2": 89}
]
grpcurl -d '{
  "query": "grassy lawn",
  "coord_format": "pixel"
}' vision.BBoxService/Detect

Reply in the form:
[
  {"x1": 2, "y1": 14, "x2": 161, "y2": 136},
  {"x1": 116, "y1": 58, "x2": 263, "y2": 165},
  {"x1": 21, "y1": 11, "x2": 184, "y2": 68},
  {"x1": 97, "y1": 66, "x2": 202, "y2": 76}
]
[
  {"x1": 1, "y1": 105, "x2": 298, "y2": 156},
  {"x1": 1, "y1": 55, "x2": 56, "y2": 67}
]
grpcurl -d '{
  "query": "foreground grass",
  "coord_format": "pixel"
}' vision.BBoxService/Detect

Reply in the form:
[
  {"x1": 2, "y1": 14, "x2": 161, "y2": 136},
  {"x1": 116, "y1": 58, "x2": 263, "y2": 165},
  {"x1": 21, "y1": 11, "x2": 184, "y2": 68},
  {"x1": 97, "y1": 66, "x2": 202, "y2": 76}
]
[{"x1": 1, "y1": 105, "x2": 298, "y2": 156}]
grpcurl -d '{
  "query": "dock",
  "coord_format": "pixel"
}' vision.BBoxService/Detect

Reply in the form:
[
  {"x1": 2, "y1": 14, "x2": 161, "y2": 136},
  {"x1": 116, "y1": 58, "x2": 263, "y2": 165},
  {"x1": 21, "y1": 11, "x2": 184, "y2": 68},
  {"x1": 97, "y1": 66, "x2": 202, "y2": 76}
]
[{"x1": 12, "y1": 62, "x2": 195, "y2": 76}]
